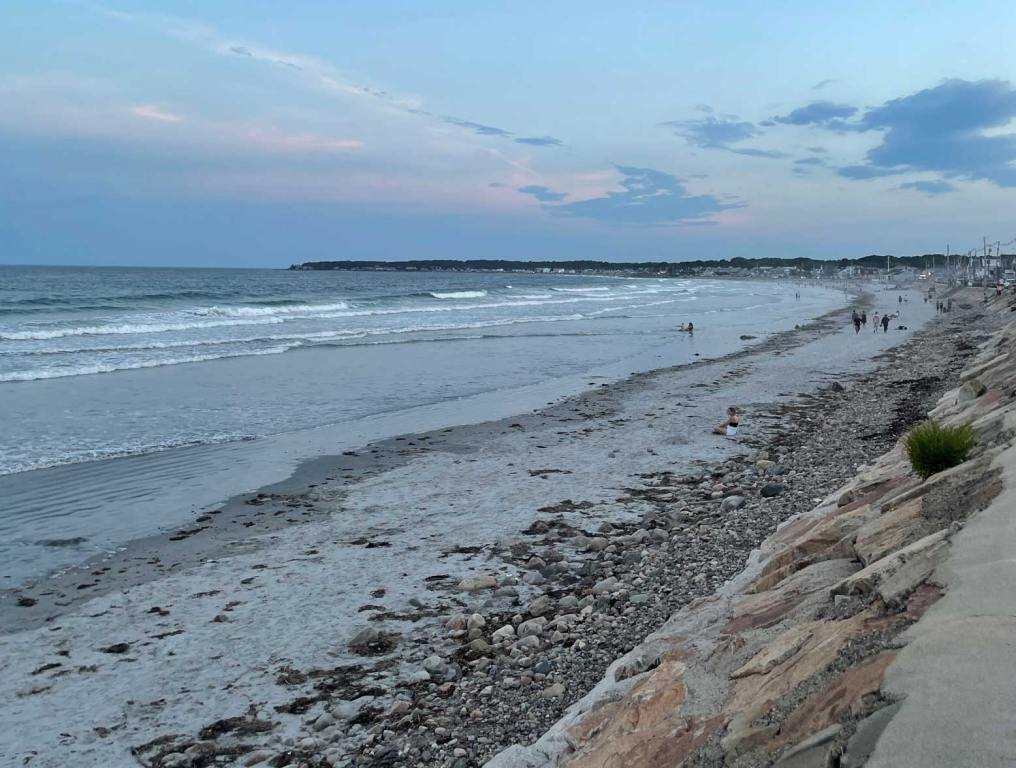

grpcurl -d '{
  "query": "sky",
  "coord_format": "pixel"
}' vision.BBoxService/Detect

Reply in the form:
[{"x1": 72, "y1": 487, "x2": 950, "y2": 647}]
[{"x1": 2, "y1": 1, "x2": 1016, "y2": 266}]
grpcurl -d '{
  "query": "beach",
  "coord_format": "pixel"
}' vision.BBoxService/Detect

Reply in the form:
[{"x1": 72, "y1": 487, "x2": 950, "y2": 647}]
[{"x1": 0, "y1": 284, "x2": 953, "y2": 767}]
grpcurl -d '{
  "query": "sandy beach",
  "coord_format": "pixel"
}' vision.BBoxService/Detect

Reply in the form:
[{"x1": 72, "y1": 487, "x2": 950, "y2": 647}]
[{"x1": 0, "y1": 285, "x2": 963, "y2": 767}]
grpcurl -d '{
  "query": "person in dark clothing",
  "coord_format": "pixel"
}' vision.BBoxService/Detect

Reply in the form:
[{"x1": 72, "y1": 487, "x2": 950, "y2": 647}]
[
  {"x1": 881, "y1": 313, "x2": 891, "y2": 333},
  {"x1": 852, "y1": 310, "x2": 861, "y2": 334},
  {"x1": 861, "y1": 310, "x2": 867, "y2": 326}
]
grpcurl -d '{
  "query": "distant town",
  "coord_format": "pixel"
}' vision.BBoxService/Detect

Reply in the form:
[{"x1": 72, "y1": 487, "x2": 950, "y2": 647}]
[{"x1": 290, "y1": 254, "x2": 1016, "y2": 285}]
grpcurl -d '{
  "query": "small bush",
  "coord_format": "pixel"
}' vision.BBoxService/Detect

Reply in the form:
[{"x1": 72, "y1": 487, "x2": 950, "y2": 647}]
[{"x1": 904, "y1": 420, "x2": 975, "y2": 479}]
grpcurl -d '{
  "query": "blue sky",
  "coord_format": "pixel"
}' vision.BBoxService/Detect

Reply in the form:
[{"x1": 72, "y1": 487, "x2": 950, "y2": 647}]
[{"x1": 2, "y1": 1, "x2": 1016, "y2": 266}]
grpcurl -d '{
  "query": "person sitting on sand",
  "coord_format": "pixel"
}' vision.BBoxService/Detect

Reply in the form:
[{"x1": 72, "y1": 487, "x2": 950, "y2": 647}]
[{"x1": 713, "y1": 406, "x2": 739, "y2": 436}]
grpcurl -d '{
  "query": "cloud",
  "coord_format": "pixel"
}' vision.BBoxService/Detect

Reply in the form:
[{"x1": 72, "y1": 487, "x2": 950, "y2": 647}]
[
  {"x1": 898, "y1": 180, "x2": 956, "y2": 196},
  {"x1": 517, "y1": 184, "x2": 567, "y2": 202},
  {"x1": 834, "y1": 79, "x2": 1016, "y2": 187},
  {"x1": 130, "y1": 104, "x2": 184, "y2": 123},
  {"x1": 806, "y1": 146, "x2": 829, "y2": 154},
  {"x1": 546, "y1": 165, "x2": 739, "y2": 225},
  {"x1": 812, "y1": 78, "x2": 838, "y2": 90},
  {"x1": 772, "y1": 101, "x2": 858, "y2": 127},
  {"x1": 663, "y1": 116, "x2": 786, "y2": 158},
  {"x1": 666, "y1": 116, "x2": 759, "y2": 148},
  {"x1": 92, "y1": 7, "x2": 562, "y2": 149},
  {"x1": 694, "y1": 104, "x2": 714, "y2": 113},
  {"x1": 794, "y1": 157, "x2": 826, "y2": 166},
  {"x1": 729, "y1": 147, "x2": 788, "y2": 158},
  {"x1": 441, "y1": 117, "x2": 512, "y2": 137},
  {"x1": 514, "y1": 136, "x2": 563, "y2": 147}
]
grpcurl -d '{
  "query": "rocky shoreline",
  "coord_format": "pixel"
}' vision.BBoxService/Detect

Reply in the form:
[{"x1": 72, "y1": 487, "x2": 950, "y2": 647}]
[
  {"x1": 4, "y1": 287, "x2": 964, "y2": 768},
  {"x1": 485, "y1": 291, "x2": 1015, "y2": 768}
]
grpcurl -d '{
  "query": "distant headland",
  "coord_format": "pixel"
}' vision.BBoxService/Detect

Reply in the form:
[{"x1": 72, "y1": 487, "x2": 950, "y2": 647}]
[{"x1": 289, "y1": 254, "x2": 944, "y2": 277}]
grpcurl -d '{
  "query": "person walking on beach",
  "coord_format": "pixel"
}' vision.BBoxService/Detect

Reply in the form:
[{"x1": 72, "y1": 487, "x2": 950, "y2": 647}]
[
  {"x1": 872, "y1": 311, "x2": 880, "y2": 332},
  {"x1": 881, "y1": 313, "x2": 890, "y2": 333},
  {"x1": 713, "y1": 406, "x2": 739, "y2": 436},
  {"x1": 861, "y1": 310, "x2": 867, "y2": 327},
  {"x1": 852, "y1": 310, "x2": 861, "y2": 334}
]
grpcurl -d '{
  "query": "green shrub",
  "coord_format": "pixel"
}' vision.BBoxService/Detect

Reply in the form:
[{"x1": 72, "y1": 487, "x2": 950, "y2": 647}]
[{"x1": 904, "y1": 420, "x2": 975, "y2": 479}]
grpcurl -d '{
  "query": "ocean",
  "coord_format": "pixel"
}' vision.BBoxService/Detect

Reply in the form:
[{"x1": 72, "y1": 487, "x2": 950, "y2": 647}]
[{"x1": 0, "y1": 265, "x2": 842, "y2": 584}]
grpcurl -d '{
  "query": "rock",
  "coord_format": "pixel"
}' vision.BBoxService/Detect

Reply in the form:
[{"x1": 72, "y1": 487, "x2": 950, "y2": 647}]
[
  {"x1": 516, "y1": 635, "x2": 541, "y2": 651},
  {"x1": 15, "y1": 597, "x2": 36, "y2": 607},
  {"x1": 740, "y1": 334, "x2": 757, "y2": 340},
  {"x1": 837, "y1": 489, "x2": 855, "y2": 507},
  {"x1": 760, "y1": 483, "x2": 786, "y2": 498},
  {"x1": 348, "y1": 627, "x2": 395, "y2": 655},
  {"x1": 517, "y1": 617, "x2": 546, "y2": 637},
  {"x1": 533, "y1": 660, "x2": 557, "y2": 675},
  {"x1": 445, "y1": 614, "x2": 467, "y2": 631},
  {"x1": 587, "y1": 537, "x2": 609, "y2": 552},
  {"x1": 423, "y1": 655, "x2": 447, "y2": 677},
  {"x1": 721, "y1": 495, "x2": 746, "y2": 513},
  {"x1": 841, "y1": 702, "x2": 903, "y2": 767},
  {"x1": 592, "y1": 577, "x2": 619, "y2": 595},
  {"x1": 558, "y1": 595, "x2": 580, "y2": 611},
  {"x1": 776, "y1": 653, "x2": 896, "y2": 750},
  {"x1": 313, "y1": 713, "x2": 335, "y2": 731},
  {"x1": 466, "y1": 613, "x2": 486, "y2": 631},
  {"x1": 458, "y1": 574, "x2": 497, "y2": 592},
  {"x1": 522, "y1": 571, "x2": 546, "y2": 586},
  {"x1": 629, "y1": 593, "x2": 652, "y2": 605},
  {"x1": 468, "y1": 638, "x2": 491, "y2": 655},
  {"x1": 721, "y1": 722, "x2": 777, "y2": 760},
  {"x1": 958, "y1": 378, "x2": 987, "y2": 402},
  {"x1": 492, "y1": 625, "x2": 516, "y2": 642},
  {"x1": 731, "y1": 626, "x2": 813, "y2": 679},
  {"x1": 98, "y1": 642, "x2": 131, "y2": 654},
  {"x1": 775, "y1": 724, "x2": 842, "y2": 767},
  {"x1": 528, "y1": 595, "x2": 554, "y2": 617},
  {"x1": 756, "y1": 459, "x2": 775, "y2": 474},
  {"x1": 541, "y1": 682, "x2": 566, "y2": 699},
  {"x1": 832, "y1": 528, "x2": 950, "y2": 606},
  {"x1": 406, "y1": 669, "x2": 431, "y2": 685}
]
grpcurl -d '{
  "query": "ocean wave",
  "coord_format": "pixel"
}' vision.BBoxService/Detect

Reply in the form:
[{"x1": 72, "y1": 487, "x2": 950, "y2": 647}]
[
  {"x1": 0, "y1": 316, "x2": 289, "y2": 340},
  {"x1": 428, "y1": 290, "x2": 488, "y2": 299},
  {"x1": 551, "y1": 286, "x2": 611, "y2": 293},
  {"x1": 190, "y1": 301, "x2": 350, "y2": 317},
  {"x1": 0, "y1": 345, "x2": 292, "y2": 382}
]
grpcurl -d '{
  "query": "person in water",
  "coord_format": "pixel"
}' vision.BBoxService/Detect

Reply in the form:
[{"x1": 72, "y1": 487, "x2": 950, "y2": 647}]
[
  {"x1": 677, "y1": 322, "x2": 694, "y2": 332},
  {"x1": 713, "y1": 406, "x2": 739, "y2": 436}
]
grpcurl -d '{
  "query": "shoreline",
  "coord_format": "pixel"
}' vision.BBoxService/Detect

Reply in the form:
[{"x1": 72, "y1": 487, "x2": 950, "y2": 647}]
[
  {"x1": 0, "y1": 286, "x2": 945, "y2": 767},
  {"x1": 1, "y1": 285, "x2": 861, "y2": 619},
  {"x1": 0, "y1": 279, "x2": 846, "y2": 590}
]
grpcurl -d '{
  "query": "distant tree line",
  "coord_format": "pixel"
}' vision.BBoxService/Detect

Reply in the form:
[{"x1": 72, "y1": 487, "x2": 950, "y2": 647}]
[{"x1": 290, "y1": 255, "x2": 945, "y2": 273}]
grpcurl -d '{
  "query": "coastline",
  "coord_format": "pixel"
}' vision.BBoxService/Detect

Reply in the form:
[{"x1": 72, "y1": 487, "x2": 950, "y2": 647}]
[
  {"x1": 0, "y1": 278, "x2": 844, "y2": 589},
  {"x1": 0, "y1": 285, "x2": 943, "y2": 767}
]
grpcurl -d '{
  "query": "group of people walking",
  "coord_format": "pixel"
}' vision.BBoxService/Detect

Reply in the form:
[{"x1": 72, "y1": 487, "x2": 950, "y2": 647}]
[{"x1": 852, "y1": 308, "x2": 894, "y2": 334}]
